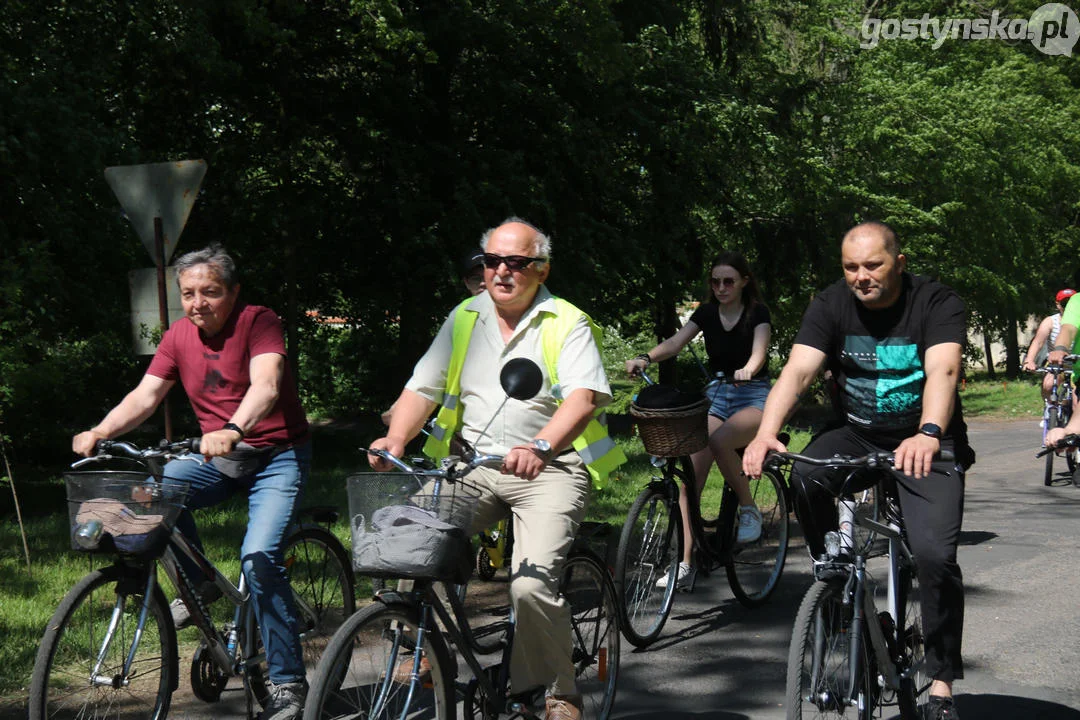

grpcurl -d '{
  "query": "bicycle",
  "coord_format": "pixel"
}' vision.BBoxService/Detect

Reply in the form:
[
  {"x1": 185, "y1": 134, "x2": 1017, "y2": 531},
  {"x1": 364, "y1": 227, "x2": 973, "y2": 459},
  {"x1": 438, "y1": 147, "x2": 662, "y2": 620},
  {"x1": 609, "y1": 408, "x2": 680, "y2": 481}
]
[
  {"x1": 767, "y1": 448, "x2": 955, "y2": 720},
  {"x1": 30, "y1": 438, "x2": 356, "y2": 720},
  {"x1": 304, "y1": 444, "x2": 621, "y2": 720},
  {"x1": 616, "y1": 370, "x2": 791, "y2": 648},
  {"x1": 1035, "y1": 355, "x2": 1078, "y2": 486}
]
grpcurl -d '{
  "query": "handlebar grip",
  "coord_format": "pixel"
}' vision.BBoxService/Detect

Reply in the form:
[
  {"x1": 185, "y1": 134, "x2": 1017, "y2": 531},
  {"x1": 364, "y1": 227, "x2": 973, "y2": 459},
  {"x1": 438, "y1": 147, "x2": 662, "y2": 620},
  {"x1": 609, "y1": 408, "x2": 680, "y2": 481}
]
[
  {"x1": 939, "y1": 450, "x2": 955, "y2": 463},
  {"x1": 190, "y1": 438, "x2": 201, "y2": 455}
]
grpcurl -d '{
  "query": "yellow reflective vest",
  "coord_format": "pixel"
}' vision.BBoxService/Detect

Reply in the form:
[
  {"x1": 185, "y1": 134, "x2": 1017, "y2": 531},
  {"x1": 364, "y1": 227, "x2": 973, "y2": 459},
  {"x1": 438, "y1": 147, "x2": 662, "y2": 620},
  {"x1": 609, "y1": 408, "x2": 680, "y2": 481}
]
[{"x1": 422, "y1": 295, "x2": 626, "y2": 488}]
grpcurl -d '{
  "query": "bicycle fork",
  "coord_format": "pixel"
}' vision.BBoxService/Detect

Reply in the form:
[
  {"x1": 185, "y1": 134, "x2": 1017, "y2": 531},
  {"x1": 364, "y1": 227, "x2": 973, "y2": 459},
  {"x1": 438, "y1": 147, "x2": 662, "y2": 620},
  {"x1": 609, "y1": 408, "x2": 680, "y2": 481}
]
[{"x1": 90, "y1": 568, "x2": 159, "y2": 689}]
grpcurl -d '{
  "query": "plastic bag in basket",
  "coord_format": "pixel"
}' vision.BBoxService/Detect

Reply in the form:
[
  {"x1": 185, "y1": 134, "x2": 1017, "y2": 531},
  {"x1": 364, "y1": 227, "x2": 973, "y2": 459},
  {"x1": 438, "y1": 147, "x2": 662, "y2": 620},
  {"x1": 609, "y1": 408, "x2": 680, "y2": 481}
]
[
  {"x1": 352, "y1": 504, "x2": 471, "y2": 583},
  {"x1": 75, "y1": 498, "x2": 167, "y2": 554}
]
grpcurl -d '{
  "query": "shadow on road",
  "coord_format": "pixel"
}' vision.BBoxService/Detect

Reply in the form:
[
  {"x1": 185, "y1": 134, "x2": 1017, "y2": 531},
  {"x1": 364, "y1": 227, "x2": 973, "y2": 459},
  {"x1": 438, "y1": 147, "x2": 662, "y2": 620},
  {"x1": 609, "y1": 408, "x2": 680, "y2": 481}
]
[{"x1": 956, "y1": 692, "x2": 1080, "y2": 719}]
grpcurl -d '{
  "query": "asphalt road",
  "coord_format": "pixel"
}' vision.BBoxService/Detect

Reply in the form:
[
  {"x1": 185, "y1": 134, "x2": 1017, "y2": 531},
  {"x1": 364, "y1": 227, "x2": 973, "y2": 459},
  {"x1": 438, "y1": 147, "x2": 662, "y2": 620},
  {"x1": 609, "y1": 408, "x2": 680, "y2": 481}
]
[{"x1": 10, "y1": 418, "x2": 1080, "y2": 719}]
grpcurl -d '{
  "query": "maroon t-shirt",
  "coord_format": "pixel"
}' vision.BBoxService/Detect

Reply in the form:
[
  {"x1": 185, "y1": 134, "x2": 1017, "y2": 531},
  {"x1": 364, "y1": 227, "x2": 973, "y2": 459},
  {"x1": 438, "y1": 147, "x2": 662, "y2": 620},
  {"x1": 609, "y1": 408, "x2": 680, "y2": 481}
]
[{"x1": 147, "y1": 303, "x2": 309, "y2": 447}]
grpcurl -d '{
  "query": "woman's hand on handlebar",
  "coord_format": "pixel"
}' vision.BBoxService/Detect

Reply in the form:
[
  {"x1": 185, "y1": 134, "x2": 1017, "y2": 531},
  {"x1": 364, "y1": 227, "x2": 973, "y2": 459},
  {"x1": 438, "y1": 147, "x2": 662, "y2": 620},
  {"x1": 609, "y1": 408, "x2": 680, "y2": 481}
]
[
  {"x1": 368, "y1": 436, "x2": 406, "y2": 471},
  {"x1": 625, "y1": 356, "x2": 648, "y2": 378},
  {"x1": 732, "y1": 367, "x2": 753, "y2": 382},
  {"x1": 742, "y1": 435, "x2": 788, "y2": 478}
]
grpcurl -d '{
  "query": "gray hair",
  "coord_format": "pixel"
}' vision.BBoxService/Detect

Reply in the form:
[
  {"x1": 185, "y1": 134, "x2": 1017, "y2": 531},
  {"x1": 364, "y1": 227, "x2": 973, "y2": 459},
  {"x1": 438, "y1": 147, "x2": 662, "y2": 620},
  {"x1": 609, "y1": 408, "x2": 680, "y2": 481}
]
[
  {"x1": 174, "y1": 243, "x2": 239, "y2": 289},
  {"x1": 480, "y1": 217, "x2": 552, "y2": 262}
]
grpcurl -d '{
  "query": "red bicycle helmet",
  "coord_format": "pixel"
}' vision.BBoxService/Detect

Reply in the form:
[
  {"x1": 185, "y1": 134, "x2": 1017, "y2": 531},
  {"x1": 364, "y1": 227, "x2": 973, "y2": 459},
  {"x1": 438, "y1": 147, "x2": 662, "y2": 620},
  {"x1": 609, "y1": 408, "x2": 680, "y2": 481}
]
[{"x1": 1056, "y1": 288, "x2": 1077, "y2": 304}]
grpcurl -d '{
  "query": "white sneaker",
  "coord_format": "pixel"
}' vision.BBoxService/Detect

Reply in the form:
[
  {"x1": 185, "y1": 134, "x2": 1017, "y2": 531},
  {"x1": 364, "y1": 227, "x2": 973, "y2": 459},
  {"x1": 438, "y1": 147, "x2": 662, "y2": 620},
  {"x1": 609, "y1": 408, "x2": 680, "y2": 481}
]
[
  {"x1": 655, "y1": 562, "x2": 694, "y2": 590},
  {"x1": 737, "y1": 506, "x2": 763, "y2": 544}
]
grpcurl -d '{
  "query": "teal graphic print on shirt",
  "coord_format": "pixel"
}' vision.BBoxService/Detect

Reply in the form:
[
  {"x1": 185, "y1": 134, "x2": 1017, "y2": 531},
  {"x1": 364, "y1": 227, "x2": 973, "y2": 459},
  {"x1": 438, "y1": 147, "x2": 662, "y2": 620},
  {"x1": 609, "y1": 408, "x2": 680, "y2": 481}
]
[{"x1": 842, "y1": 336, "x2": 923, "y2": 428}]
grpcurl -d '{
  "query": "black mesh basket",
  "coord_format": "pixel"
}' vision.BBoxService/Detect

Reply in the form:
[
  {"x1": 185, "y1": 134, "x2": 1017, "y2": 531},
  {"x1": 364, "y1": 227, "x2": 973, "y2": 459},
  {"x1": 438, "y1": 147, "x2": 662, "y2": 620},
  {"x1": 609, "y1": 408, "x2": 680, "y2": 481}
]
[{"x1": 65, "y1": 471, "x2": 189, "y2": 557}]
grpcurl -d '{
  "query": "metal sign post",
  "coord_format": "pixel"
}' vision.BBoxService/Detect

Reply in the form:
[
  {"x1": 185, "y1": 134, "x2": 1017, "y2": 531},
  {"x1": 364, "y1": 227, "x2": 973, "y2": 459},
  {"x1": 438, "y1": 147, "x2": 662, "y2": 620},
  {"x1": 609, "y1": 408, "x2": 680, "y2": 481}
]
[{"x1": 106, "y1": 159, "x2": 207, "y2": 440}]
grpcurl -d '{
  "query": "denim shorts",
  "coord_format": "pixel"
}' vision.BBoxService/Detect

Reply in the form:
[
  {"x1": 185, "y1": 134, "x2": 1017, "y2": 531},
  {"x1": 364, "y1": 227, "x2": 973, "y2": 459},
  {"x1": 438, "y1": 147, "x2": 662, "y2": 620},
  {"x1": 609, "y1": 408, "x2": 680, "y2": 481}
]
[{"x1": 705, "y1": 378, "x2": 771, "y2": 420}]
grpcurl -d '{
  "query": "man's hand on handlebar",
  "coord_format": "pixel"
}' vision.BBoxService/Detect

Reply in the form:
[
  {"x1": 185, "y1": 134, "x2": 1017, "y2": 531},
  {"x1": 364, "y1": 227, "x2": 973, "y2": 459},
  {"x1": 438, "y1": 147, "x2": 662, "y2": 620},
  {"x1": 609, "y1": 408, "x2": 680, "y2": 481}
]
[
  {"x1": 368, "y1": 436, "x2": 406, "y2": 472},
  {"x1": 198, "y1": 428, "x2": 242, "y2": 459},
  {"x1": 625, "y1": 357, "x2": 648, "y2": 378},
  {"x1": 742, "y1": 435, "x2": 788, "y2": 478},
  {"x1": 894, "y1": 433, "x2": 940, "y2": 480},
  {"x1": 72, "y1": 430, "x2": 108, "y2": 457},
  {"x1": 1046, "y1": 426, "x2": 1070, "y2": 449},
  {"x1": 502, "y1": 444, "x2": 546, "y2": 481}
]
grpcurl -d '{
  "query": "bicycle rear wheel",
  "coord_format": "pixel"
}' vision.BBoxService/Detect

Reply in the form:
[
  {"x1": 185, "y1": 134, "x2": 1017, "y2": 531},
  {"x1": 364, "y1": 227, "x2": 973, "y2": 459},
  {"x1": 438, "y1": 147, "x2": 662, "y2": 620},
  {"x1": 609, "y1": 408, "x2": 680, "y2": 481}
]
[
  {"x1": 247, "y1": 525, "x2": 357, "y2": 704},
  {"x1": 786, "y1": 579, "x2": 876, "y2": 720},
  {"x1": 30, "y1": 564, "x2": 176, "y2": 720},
  {"x1": 615, "y1": 480, "x2": 681, "y2": 647},
  {"x1": 896, "y1": 557, "x2": 929, "y2": 719},
  {"x1": 726, "y1": 467, "x2": 790, "y2": 607},
  {"x1": 562, "y1": 551, "x2": 620, "y2": 720},
  {"x1": 303, "y1": 601, "x2": 454, "y2": 720}
]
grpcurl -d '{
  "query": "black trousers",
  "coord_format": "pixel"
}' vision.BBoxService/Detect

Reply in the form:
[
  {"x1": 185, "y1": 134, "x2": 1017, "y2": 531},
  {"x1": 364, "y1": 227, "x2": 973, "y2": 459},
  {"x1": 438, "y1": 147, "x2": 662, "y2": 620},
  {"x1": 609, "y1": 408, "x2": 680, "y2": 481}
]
[{"x1": 791, "y1": 425, "x2": 965, "y2": 683}]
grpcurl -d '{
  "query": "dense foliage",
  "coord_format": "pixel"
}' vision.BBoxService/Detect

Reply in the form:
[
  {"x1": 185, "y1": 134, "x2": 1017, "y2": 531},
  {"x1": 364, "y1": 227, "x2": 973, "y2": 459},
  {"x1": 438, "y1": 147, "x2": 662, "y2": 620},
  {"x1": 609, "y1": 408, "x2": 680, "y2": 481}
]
[{"x1": 3, "y1": 0, "x2": 1079, "y2": 465}]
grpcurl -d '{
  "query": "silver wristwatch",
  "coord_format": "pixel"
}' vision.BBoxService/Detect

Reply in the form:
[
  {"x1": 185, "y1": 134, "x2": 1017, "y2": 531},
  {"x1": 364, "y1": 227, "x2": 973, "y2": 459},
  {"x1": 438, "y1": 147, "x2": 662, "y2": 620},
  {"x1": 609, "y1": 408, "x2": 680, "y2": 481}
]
[{"x1": 530, "y1": 438, "x2": 553, "y2": 461}]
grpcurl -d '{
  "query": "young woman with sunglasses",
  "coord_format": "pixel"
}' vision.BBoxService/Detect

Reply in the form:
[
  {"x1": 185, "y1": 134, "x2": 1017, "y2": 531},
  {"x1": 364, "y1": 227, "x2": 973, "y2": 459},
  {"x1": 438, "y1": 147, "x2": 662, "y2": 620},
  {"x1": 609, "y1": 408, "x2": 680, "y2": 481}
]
[{"x1": 625, "y1": 251, "x2": 772, "y2": 590}]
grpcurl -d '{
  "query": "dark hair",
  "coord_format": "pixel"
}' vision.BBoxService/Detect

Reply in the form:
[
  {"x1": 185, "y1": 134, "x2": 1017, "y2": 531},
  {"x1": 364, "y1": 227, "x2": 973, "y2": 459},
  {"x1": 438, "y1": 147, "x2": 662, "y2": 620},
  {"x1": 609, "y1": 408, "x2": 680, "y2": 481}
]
[
  {"x1": 174, "y1": 242, "x2": 238, "y2": 289},
  {"x1": 703, "y1": 251, "x2": 766, "y2": 323}
]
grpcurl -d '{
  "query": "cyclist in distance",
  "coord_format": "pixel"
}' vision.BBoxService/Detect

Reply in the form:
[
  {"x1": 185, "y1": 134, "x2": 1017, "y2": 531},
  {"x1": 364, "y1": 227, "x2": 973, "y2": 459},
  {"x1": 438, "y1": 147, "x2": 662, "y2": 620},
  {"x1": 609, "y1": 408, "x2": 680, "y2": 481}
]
[
  {"x1": 369, "y1": 218, "x2": 626, "y2": 720},
  {"x1": 1022, "y1": 288, "x2": 1076, "y2": 402},
  {"x1": 742, "y1": 222, "x2": 973, "y2": 720},
  {"x1": 72, "y1": 243, "x2": 311, "y2": 720},
  {"x1": 1048, "y1": 288, "x2": 1080, "y2": 366},
  {"x1": 625, "y1": 250, "x2": 772, "y2": 589}
]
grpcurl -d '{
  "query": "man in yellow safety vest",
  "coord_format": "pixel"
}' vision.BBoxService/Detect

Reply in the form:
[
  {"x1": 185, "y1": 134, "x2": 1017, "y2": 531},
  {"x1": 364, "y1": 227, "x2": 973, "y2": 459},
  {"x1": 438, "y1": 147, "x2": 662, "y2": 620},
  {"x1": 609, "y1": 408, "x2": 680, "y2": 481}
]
[{"x1": 369, "y1": 218, "x2": 624, "y2": 720}]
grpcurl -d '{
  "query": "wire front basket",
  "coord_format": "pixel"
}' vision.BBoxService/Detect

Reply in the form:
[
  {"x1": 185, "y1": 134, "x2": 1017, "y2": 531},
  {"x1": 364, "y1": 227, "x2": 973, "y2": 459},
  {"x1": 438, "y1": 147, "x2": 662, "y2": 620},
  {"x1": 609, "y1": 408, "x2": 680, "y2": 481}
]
[
  {"x1": 64, "y1": 471, "x2": 190, "y2": 556},
  {"x1": 630, "y1": 397, "x2": 710, "y2": 457},
  {"x1": 346, "y1": 472, "x2": 482, "y2": 582}
]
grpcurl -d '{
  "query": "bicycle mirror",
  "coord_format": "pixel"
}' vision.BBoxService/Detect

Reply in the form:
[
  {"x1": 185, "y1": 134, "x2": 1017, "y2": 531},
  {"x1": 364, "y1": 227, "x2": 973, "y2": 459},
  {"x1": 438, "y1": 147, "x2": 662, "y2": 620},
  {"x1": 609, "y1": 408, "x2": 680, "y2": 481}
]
[{"x1": 500, "y1": 358, "x2": 543, "y2": 401}]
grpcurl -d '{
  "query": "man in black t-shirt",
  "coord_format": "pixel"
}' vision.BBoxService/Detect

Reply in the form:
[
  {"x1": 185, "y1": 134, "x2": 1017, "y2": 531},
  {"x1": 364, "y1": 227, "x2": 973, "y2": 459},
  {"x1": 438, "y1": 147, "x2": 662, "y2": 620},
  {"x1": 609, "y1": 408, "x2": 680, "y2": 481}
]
[{"x1": 743, "y1": 222, "x2": 969, "y2": 720}]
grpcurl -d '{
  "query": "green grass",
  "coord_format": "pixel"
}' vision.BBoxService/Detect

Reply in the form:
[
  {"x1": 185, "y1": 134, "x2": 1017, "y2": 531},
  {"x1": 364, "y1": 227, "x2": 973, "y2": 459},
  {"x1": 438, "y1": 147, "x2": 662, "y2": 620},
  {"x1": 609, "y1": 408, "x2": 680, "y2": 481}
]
[{"x1": 0, "y1": 376, "x2": 1022, "y2": 705}]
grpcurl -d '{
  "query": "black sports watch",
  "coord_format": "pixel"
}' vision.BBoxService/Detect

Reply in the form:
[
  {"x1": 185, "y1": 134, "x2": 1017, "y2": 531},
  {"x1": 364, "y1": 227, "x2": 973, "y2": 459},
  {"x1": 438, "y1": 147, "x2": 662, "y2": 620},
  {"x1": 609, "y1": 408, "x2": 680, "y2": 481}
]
[
  {"x1": 530, "y1": 438, "x2": 553, "y2": 461},
  {"x1": 918, "y1": 422, "x2": 942, "y2": 440},
  {"x1": 223, "y1": 422, "x2": 245, "y2": 439}
]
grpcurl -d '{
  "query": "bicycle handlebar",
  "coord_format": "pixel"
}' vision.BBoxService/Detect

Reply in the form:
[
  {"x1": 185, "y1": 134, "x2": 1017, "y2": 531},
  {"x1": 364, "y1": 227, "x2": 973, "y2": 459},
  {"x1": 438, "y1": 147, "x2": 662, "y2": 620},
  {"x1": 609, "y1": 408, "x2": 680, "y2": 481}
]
[
  {"x1": 362, "y1": 445, "x2": 504, "y2": 479},
  {"x1": 764, "y1": 448, "x2": 956, "y2": 471},
  {"x1": 71, "y1": 438, "x2": 201, "y2": 469},
  {"x1": 1036, "y1": 434, "x2": 1080, "y2": 457}
]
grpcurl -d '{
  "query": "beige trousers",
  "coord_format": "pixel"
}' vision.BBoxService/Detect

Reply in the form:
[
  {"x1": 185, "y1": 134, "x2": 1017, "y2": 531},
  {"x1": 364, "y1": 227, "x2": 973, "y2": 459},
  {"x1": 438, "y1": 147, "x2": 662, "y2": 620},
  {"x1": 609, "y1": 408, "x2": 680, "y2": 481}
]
[{"x1": 466, "y1": 455, "x2": 591, "y2": 696}]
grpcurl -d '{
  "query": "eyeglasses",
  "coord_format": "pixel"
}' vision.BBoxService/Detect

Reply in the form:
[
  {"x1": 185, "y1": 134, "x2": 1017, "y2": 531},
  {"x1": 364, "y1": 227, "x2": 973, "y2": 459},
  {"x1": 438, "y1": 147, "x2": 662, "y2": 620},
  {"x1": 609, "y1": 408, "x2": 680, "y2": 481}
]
[
  {"x1": 710, "y1": 277, "x2": 738, "y2": 287},
  {"x1": 482, "y1": 253, "x2": 547, "y2": 271}
]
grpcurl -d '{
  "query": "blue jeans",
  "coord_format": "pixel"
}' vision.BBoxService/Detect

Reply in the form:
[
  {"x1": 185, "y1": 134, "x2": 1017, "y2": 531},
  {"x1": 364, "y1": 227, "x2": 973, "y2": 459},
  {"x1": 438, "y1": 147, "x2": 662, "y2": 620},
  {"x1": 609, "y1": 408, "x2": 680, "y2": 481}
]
[{"x1": 164, "y1": 442, "x2": 310, "y2": 684}]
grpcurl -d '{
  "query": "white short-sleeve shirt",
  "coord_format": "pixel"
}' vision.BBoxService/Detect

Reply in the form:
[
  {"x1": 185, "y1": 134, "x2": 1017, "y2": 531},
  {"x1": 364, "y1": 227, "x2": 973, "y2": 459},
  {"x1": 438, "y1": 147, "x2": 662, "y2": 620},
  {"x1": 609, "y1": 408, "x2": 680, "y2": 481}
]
[{"x1": 405, "y1": 287, "x2": 612, "y2": 455}]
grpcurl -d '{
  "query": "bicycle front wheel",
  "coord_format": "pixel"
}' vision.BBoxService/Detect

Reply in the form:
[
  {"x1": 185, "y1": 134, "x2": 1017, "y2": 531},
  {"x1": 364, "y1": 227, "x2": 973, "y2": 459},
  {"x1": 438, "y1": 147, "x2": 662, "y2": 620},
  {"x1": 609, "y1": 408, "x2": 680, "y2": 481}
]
[
  {"x1": 30, "y1": 564, "x2": 176, "y2": 720},
  {"x1": 727, "y1": 467, "x2": 790, "y2": 607},
  {"x1": 786, "y1": 579, "x2": 876, "y2": 720},
  {"x1": 1045, "y1": 405, "x2": 1060, "y2": 485},
  {"x1": 248, "y1": 525, "x2": 358, "y2": 704},
  {"x1": 303, "y1": 601, "x2": 454, "y2": 720},
  {"x1": 562, "y1": 551, "x2": 620, "y2": 720},
  {"x1": 615, "y1": 482, "x2": 681, "y2": 647},
  {"x1": 896, "y1": 558, "x2": 929, "y2": 719}
]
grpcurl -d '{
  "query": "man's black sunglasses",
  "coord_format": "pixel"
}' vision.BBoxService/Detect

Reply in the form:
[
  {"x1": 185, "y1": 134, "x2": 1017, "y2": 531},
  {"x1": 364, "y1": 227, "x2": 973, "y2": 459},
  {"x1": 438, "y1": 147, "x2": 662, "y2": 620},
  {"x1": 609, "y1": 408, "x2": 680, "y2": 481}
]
[{"x1": 482, "y1": 253, "x2": 548, "y2": 271}]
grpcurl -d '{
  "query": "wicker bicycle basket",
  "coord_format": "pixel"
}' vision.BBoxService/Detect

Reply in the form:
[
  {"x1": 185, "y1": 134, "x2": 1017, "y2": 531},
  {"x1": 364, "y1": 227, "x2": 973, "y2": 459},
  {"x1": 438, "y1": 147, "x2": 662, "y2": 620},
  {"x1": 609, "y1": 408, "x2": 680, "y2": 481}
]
[
  {"x1": 630, "y1": 397, "x2": 710, "y2": 457},
  {"x1": 64, "y1": 471, "x2": 190, "y2": 556},
  {"x1": 346, "y1": 472, "x2": 482, "y2": 583}
]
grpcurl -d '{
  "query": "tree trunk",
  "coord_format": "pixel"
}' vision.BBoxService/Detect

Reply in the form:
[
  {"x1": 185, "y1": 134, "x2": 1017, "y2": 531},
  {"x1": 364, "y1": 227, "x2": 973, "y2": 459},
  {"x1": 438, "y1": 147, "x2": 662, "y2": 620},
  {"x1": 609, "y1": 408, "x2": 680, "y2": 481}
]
[
  {"x1": 655, "y1": 298, "x2": 679, "y2": 386},
  {"x1": 1003, "y1": 313, "x2": 1020, "y2": 378},
  {"x1": 983, "y1": 332, "x2": 996, "y2": 379}
]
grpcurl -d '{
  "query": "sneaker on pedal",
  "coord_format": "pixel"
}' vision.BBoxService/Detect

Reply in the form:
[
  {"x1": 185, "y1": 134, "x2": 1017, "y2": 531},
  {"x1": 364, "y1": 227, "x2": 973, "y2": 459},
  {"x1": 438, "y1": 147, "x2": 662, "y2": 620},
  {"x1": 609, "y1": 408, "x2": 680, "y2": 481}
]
[
  {"x1": 925, "y1": 694, "x2": 960, "y2": 720},
  {"x1": 737, "y1": 505, "x2": 763, "y2": 544},
  {"x1": 655, "y1": 561, "x2": 694, "y2": 590},
  {"x1": 258, "y1": 680, "x2": 307, "y2": 720},
  {"x1": 170, "y1": 583, "x2": 223, "y2": 630}
]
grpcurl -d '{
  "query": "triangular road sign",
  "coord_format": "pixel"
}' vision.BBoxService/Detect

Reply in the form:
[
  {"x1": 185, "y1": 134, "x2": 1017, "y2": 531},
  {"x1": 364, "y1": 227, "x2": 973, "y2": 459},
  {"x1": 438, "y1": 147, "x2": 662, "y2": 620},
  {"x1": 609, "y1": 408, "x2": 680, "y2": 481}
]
[{"x1": 105, "y1": 159, "x2": 207, "y2": 263}]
